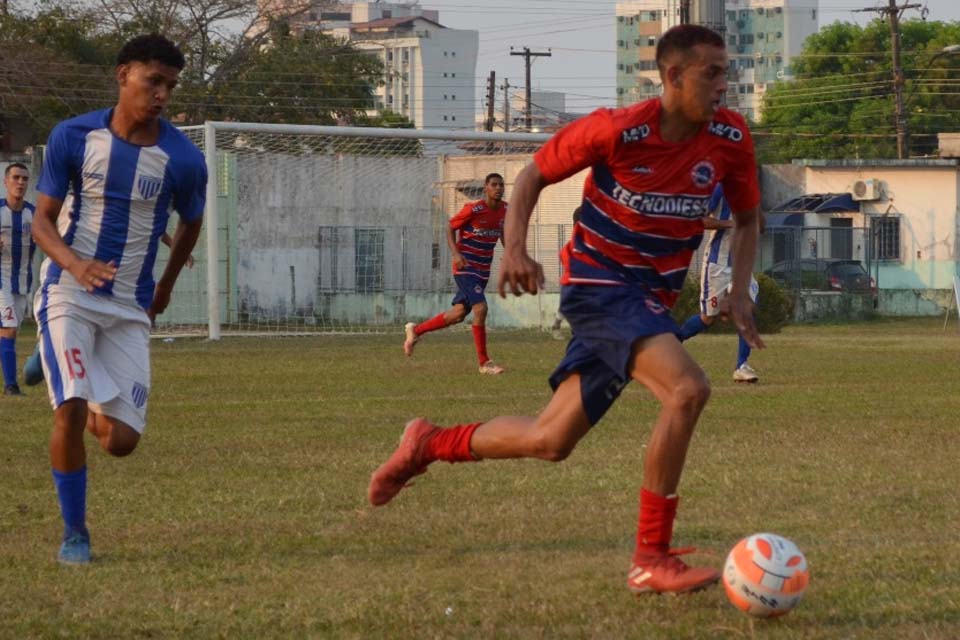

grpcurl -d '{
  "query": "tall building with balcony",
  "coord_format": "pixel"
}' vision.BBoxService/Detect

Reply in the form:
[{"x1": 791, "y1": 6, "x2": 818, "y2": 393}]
[
  {"x1": 615, "y1": 0, "x2": 818, "y2": 121},
  {"x1": 724, "y1": 0, "x2": 818, "y2": 121}
]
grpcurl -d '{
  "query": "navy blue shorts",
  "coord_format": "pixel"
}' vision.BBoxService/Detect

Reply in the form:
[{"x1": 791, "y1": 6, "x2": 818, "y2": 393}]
[
  {"x1": 549, "y1": 285, "x2": 681, "y2": 426},
  {"x1": 452, "y1": 274, "x2": 488, "y2": 309}
]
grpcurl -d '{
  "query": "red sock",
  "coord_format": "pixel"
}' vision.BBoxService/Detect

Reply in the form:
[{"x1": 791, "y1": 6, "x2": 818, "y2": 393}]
[
  {"x1": 633, "y1": 488, "x2": 679, "y2": 562},
  {"x1": 415, "y1": 313, "x2": 448, "y2": 336},
  {"x1": 472, "y1": 325, "x2": 489, "y2": 365},
  {"x1": 422, "y1": 423, "x2": 482, "y2": 463}
]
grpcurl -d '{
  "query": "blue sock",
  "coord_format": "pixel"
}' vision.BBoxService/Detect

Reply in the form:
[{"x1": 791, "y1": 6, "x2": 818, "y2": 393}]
[
  {"x1": 0, "y1": 337, "x2": 16, "y2": 386},
  {"x1": 737, "y1": 334, "x2": 751, "y2": 369},
  {"x1": 52, "y1": 467, "x2": 88, "y2": 537},
  {"x1": 678, "y1": 314, "x2": 707, "y2": 342}
]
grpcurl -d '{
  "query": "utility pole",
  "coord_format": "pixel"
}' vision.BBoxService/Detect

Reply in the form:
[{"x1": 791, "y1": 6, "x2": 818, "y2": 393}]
[
  {"x1": 856, "y1": 1, "x2": 923, "y2": 159},
  {"x1": 485, "y1": 70, "x2": 496, "y2": 132},
  {"x1": 680, "y1": 0, "x2": 691, "y2": 25},
  {"x1": 502, "y1": 78, "x2": 511, "y2": 132},
  {"x1": 510, "y1": 47, "x2": 552, "y2": 131}
]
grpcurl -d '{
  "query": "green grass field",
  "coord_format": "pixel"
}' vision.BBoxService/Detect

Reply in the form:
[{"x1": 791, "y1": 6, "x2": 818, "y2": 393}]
[{"x1": 1, "y1": 319, "x2": 958, "y2": 638}]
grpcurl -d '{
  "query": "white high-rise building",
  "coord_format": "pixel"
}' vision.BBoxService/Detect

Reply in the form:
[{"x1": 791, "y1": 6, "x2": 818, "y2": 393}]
[{"x1": 348, "y1": 16, "x2": 478, "y2": 129}]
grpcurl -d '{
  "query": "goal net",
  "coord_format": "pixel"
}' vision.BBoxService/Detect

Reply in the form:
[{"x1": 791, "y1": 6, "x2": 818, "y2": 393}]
[{"x1": 165, "y1": 123, "x2": 591, "y2": 338}]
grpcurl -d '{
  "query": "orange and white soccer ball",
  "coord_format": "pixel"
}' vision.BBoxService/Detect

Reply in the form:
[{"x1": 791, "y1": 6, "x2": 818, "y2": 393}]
[{"x1": 722, "y1": 533, "x2": 810, "y2": 617}]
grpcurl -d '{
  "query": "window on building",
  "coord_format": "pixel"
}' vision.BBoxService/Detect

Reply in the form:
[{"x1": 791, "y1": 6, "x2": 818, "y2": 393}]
[
  {"x1": 355, "y1": 228, "x2": 384, "y2": 293},
  {"x1": 387, "y1": 95, "x2": 393, "y2": 104},
  {"x1": 387, "y1": 51, "x2": 393, "y2": 62},
  {"x1": 618, "y1": 15, "x2": 624, "y2": 22},
  {"x1": 727, "y1": 10, "x2": 736, "y2": 21},
  {"x1": 812, "y1": 9, "x2": 817, "y2": 19},
  {"x1": 745, "y1": 84, "x2": 754, "y2": 93},
  {"x1": 452, "y1": 73, "x2": 456, "y2": 78},
  {"x1": 618, "y1": 40, "x2": 625, "y2": 47},
  {"x1": 618, "y1": 63, "x2": 625, "y2": 71},
  {"x1": 873, "y1": 217, "x2": 901, "y2": 260},
  {"x1": 639, "y1": 60, "x2": 657, "y2": 71},
  {"x1": 443, "y1": 94, "x2": 447, "y2": 100},
  {"x1": 402, "y1": 51, "x2": 409, "y2": 62},
  {"x1": 444, "y1": 51, "x2": 448, "y2": 57},
  {"x1": 648, "y1": 10, "x2": 658, "y2": 21},
  {"x1": 452, "y1": 116, "x2": 456, "y2": 121},
  {"x1": 647, "y1": 36, "x2": 656, "y2": 46},
  {"x1": 443, "y1": 72, "x2": 448, "y2": 78},
  {"x1": 728, "y1": 36, "x2": 737, "y2": 46},
  {"x1": 382, "y1": 9, "x2": 392, "y2": 18},
  {"x1": 452, "y1": 51, "x2": 455, "y2": 57},
  {"x1": 443, "y1": 115, "x2": 448, "y2": 121},
  {"x1": 452, "y1": 95, "x2": 456, "y2": 100}
]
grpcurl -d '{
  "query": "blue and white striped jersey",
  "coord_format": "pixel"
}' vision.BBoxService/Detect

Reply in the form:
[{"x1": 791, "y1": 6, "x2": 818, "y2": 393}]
[
  {"x1": 0, "y1": 199, "x2": 36, "y2": 294},
  {"x1": 36, "y1": 108, "x2": 207, "y2": 310},
  {"x1": 704, "y1": 184, "x2": 734, "y2": 268}
]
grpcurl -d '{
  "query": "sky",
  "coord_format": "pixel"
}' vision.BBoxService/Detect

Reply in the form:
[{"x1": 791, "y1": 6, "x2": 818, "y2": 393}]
[{"x1": 416, "y1": 0, "x2": 960, "y2": 115}]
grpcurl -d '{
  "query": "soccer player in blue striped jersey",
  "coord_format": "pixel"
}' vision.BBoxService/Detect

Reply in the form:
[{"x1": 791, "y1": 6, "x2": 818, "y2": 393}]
[
  {"x1": 0, "y1": 163, "x2": 36, "y2": 396},
  {"x1": 677, "y1": 183, "x2": 761, "y2": 382},
  {"x1": 31, "y1": 34, "x2": 207, "y2": 564}
]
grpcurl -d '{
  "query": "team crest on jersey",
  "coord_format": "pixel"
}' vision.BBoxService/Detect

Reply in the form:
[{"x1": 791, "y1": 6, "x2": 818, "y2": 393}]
[
  {"x1": 131, "y1": 382, "x2": 149, "y2": 409},
  {"x1": 137, "y1": 174, "x2": 163, "y2": 200},
  {"x1": 474, "y1": 284, "x2": 482, "y2": 294},
  {"x1": 691, "y1": 161, "x2": 715, "y2": 188}
]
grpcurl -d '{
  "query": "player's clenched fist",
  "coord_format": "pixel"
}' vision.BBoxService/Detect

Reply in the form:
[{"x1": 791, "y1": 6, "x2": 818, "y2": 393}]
[{"x1": 498, "y1": 250, "x2": 545, "y2": 297}]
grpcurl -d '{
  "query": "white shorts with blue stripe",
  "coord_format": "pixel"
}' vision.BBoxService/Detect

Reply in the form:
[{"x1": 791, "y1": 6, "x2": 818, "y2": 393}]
[
  {"x1": 0, "y1": 289, "x2": 27, "y2": 328},
  {"x1": 34, "y1": 286, "x2": 151, "y2": 432},
  {"x1": 699, "y1": 262, "x2": 759, "y2": 317}
]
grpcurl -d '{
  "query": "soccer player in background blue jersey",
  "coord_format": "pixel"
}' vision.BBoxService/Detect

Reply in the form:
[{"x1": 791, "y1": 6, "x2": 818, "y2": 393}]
[
  {"x1": 31, "y1": 34, "x2": 207, "y2": 564},
  {"x1": 0, "y1": 163, "x2": 36, "y2": 396},
  {"x1": 677, "y1": 183, "x2": 761, "y2": 382}
]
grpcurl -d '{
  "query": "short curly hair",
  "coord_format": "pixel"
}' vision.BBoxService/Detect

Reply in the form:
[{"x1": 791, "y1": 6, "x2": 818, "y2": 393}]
[{"x1": 117, "y1": 34, "x2": 185, "y2": 70}]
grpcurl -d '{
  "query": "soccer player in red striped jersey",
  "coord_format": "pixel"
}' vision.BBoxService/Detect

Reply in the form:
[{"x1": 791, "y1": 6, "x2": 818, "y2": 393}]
[
  {"x1": 370, "y1": 25, "x2": 764, "y2": 595},
  {"x1": 403, "y1": 173, "x2": 507, "y2": 375}
]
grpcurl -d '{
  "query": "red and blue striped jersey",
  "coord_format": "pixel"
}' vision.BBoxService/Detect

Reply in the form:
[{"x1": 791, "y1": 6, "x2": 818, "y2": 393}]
[
  {"x1": 449, "y1": 199, "x2": 507, "y2": 281},
  {"x1": 534, "y1": 99, "x2": 760, "y2": 308}
]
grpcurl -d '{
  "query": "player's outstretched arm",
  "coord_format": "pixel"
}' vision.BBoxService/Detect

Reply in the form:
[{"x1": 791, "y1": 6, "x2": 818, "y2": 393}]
[
  {"x1": 498, "y1": 162, "x2": 548, "y2": 297},
  {"x1": 149, "y1": 218, "x2": 202, "y2": 322},
  {"x1": 32, "y1": 193, "x2": 116, "y2": 292},
  {"x1": 729, "y1": 206, "x2": 764, "y2": 349}
]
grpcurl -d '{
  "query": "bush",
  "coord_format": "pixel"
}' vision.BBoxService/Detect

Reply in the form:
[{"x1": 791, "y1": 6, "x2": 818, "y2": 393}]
[{"x1": 670, "y1": 272, "x2": 793, "y2": 334}]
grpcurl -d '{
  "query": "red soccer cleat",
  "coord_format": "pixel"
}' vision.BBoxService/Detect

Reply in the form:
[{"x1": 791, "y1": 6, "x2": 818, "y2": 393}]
[
  {"x1": 627, "y1": 547, "x2": 721, "y2": 595},
  {"x1": 368, "y1": 418, "x2": 440, "y2": 506}
]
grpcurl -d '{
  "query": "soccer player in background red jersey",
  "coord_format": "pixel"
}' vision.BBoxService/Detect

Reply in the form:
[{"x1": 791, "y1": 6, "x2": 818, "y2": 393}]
[
  {"x1": 370, "y1": 25, "x2": 764, "y2": 594},
  {"x1": 403, "y1": 173, "x2": 507, "y2": 375}
]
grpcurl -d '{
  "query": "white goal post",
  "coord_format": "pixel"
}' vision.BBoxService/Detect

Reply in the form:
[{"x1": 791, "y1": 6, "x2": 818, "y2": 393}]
[{"x1": 170, "y1": 121, "x2": 601, "y2": 339}]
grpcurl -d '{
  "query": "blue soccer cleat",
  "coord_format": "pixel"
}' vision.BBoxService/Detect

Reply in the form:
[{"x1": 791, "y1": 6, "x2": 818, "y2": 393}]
[
  {"x1": 23, "y1": 345, "x2": 44, "y2": 386},
  {"x1": 57, "y1": 528, "x2": 91, "y2": 565}
]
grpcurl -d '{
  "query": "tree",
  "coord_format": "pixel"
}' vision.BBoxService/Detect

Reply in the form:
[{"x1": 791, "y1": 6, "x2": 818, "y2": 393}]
[
  {"x1": 197, "y1": 24, "x2": 385, "y2": 126},
  {"x1": 0, "y1": 0, "x2": 415, "y2": 144},
  {"x1": 757, "y1": 19, "x2": 960, "y2": 162}
]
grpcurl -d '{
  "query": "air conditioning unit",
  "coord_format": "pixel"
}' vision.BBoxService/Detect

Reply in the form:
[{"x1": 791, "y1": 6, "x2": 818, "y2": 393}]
[
  {"x1": 776, "y1": 69, "x2": 785, "y2": 79},
  {"x1": 851, "y1": 178, "x2": 882, "y2": 201}
]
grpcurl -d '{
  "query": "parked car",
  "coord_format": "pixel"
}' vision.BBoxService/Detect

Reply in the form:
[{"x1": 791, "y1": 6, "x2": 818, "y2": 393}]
[{"x1": 763, "y1": 259, "x2": 877, "y2": 294}]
